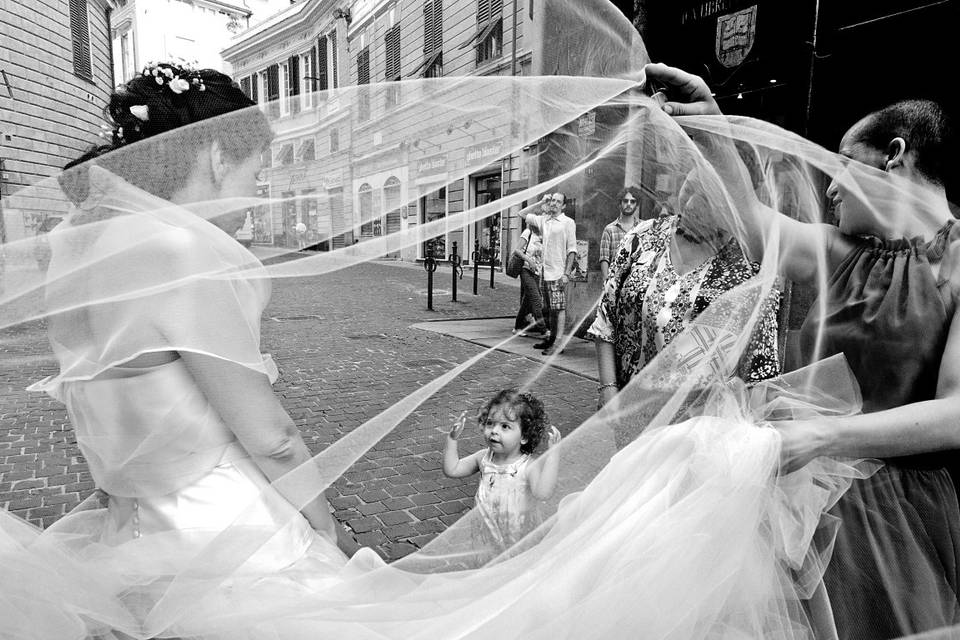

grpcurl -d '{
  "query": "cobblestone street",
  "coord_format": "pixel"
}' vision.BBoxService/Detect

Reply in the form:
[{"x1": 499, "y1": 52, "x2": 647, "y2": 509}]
[{"x1": 0, "y1": 260, "x2": 597, "y2": 561}]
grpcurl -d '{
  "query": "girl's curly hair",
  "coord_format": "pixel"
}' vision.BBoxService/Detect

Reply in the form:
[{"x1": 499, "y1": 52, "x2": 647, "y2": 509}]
[{"x1": 478, "y1": 388, "x2": 549, "y2": 454}]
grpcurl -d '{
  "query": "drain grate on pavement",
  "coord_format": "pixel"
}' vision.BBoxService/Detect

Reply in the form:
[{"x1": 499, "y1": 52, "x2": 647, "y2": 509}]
[
  {"x1": 401, "y1": 359, "x2": 449, "y2": 368},
  {"x1": 270, "y1": 315, "x2": 325, "y2": 322},
  {"x1": 346, "y1": 333, "x2": 389, "y2": 340}
]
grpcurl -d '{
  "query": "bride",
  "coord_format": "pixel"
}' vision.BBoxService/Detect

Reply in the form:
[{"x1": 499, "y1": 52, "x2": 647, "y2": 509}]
[{"x1": 0, "y1": 3, "x2": 955, "y2": 637}]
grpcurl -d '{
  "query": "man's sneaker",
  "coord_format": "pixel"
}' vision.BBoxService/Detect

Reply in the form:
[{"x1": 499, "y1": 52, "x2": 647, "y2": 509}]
[
  {"x1": 532, "y1": 341, "x2": 552, "y2": 350},
  {"x1": 542, "y1": 346, "x2": 564, "y2": 356}
]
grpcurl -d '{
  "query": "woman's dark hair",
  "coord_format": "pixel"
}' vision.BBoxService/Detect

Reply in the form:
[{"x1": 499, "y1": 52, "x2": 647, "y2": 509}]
[
  {"x1": 478, "y1": 388, "x2": 549, "y2": 455},
  {"x1": 855, "y1": 99, "x2": 954, "y2": 187},
  {"x1": 60, "y1": 63, "x2": 273, "y2": 203}
]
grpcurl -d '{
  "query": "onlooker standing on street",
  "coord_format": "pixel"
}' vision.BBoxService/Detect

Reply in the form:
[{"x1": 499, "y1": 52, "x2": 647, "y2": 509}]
[
  {"x1": 295, "y1": 220, "x2": 307, "y2": 250},
  {"x1": 534, "y1": 192, "x2": 578, "y2": 356},
  {"x1": 512, "y1": 213, "x2": 548, "y2": 338},
  {"x1": 598, "y1": 186, "x2": 641, "y2": 283}
]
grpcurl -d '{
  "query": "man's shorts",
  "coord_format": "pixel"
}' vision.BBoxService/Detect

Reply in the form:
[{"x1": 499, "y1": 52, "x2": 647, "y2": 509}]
[{"x1": 541, "y1": 278, "x2": 566, "y2": 310}]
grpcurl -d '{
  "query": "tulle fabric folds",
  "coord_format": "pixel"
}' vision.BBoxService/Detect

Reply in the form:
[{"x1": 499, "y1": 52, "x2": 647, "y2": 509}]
[{"x1": 0, "y1": 358, "x2": 874, "y2": 639}]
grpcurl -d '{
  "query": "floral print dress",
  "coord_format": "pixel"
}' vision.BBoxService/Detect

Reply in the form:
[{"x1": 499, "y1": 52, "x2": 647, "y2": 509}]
[{"x1": 588, "y1": 215, "x2": 780, "y2": 389}]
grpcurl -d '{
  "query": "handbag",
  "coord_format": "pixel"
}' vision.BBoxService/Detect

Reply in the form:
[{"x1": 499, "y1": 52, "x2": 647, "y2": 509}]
[{"x1": 505, "y1": 237, "x2": 528, "y2": 279}]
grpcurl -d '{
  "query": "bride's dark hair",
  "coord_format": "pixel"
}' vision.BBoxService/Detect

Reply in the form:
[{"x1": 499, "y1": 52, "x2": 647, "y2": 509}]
[{"x1": 61, "y1": 63, "x2": 273, "y2": 203}]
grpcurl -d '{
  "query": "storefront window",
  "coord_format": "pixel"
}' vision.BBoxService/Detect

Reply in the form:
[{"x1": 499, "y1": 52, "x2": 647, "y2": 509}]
[
  {"x1": 420, "y1": 186, "x2": 446, "y2": 259},
  {"x1": 252, "y1": 184, "x2": 273, "y2": 244},
  {"x1": 474, "y1": 174, "x2": 502, "y2": 266}
]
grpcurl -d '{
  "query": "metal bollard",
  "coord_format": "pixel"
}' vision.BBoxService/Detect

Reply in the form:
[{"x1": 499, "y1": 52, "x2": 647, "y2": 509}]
[
  {"x1": 489, "y1": 248, "x2": 496, "y2": 289},
  {"x1": 423, "y1": 243, "x2": 438, "y2": 311},
  {"x1": 449, "y1": 241, "x2": 463, "y2": 302},
  {"x1": 472, "y1": 238, "x2": 480, "y2": 295}
]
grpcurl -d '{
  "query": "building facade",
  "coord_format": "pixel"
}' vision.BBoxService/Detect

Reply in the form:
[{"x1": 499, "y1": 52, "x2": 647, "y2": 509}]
[
  {"x1": 0, "y1": 0, "x2": 117, "y2": 242},
  {"x1": 223, "y1": 0, "x2": 353, "y2": 250},
  {"x1": 222, "y1": 0, "x2": 542, "y2": 265},
  {"x1": 110, "y1": 0, "x2": 291, "y2": 83}
]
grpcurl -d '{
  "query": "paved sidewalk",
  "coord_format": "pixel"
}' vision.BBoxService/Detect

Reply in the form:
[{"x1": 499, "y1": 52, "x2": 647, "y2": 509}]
[
  {"x1": 412, "y1": 316, "x2": 598, "y2": 382},
  {"x1": 0, "y1": 261, "x2": 598, "y2": 562}
]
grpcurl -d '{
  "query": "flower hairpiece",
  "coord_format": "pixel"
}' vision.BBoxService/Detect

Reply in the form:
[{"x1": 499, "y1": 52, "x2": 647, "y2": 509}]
[{"x1": 141, "y1": 60, "x2": 206, "y2": 94}]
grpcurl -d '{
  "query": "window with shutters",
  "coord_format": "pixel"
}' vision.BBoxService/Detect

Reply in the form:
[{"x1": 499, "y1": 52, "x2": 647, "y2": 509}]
[
  {"x1": 240, "y1": 76, "x2": 252, "y2": 100},
  {"x1": 357, "y1": 47, "x2": 371, "y2": 122},
  {"x1": 317, "y1": 36, "x2": 329, "y2": 92},
  {"x1": 384, "y1": 23, "x2": 401, "y2": 109},
  {"x1": 466, "y1": 0, "x2": 503, "y2": 65},
  {"x1": 476, "y1": 19, "x2": 502, "y2": 64},
  {"x1": 277, "y1": 143, "x2": 294, "y2": 166},
  {"x1": 417, "y1": 0, "x2": 443, "y2": 78},
  {"x1": 298, "y1": 138, "x2": 315, "y2": 162},
  {"x1": 69, "y1": 0, "x2": 93, "y2": 81}
]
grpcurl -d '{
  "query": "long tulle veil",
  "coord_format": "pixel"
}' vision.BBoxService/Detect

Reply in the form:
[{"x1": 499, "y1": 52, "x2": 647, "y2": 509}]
[{"x1": 1, "y1": 0, "x2": 959, "y2": 637}]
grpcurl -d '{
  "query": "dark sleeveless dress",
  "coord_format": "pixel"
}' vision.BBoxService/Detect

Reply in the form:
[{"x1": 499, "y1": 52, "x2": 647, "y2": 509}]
[{"x1": 799, "y1": 220, "x2": 960, "y2": 639}]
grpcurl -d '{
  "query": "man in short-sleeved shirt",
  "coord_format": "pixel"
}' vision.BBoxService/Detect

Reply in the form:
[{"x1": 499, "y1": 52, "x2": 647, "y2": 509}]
[
  {"x1": 599, "y1": 186, "x2": 641, "y2": 282},
  {"x1": 534, "y1": 192, "x2": 577, "y2": 356}
]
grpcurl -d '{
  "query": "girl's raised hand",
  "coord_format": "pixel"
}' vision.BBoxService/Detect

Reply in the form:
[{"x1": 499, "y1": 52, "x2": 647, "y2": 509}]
[
  {"x1": 449, "y1": 411, "x2": 468, "y2": 440},
  {"x1": 546, "y1": 425, "x2": 562, "y2": 448}
]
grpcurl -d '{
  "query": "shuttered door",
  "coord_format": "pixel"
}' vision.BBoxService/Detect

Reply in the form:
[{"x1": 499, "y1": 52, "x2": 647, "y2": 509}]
[
  {"x1": 423, "y1": 2, "x2": 435, "y2": 54},
  {"x1": 266, "y1": 64, "x2": 280, "y2": 117},
  {"x1": 266, "y1": 65, "x2": 280, "y2": 101},
  {"x1": 288, "y1": 56, "x2": 300, "y2": 96},
  {"x1": 357, "y1": 47, "x2": 371, "y2": 121},
  {"x1": 317, "y1": 36, "x2": 329, "y2": 91},
  {"x1": 330, "y1": 29, "x2": 339, "y2": 89}
]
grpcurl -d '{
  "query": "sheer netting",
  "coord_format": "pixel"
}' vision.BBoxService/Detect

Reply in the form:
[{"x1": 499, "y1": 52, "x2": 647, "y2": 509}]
[{"x1": 1, "y1": 0, "x2": 959, "y2": 638}]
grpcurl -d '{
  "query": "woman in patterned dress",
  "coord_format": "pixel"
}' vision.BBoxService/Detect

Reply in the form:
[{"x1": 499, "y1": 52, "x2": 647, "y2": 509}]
[{"x1": 589, "y1": 169, "x2": 781, "y2": 424}]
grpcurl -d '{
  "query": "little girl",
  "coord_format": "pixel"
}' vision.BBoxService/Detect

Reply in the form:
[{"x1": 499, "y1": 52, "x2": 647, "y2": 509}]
[{"x1": 443, "y1": 388, "x2": 562, "y2": 548}]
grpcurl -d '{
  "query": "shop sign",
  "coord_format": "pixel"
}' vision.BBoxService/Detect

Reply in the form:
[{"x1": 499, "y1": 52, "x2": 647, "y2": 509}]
[
  {"x1": 416, "y1": 153, "x2": 447, "y2": 177},
  {"x1": 715, "y1": 5, "x2": 757, "y2": 68},
  {"x1": 465, "y1": 139, "x2": 505, "y2": 166}
]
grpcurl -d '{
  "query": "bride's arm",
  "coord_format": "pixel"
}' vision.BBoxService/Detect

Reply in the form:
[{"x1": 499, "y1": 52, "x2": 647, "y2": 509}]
[{"x1": 179, "y1": 351, "x2": 341, "y2": 543}]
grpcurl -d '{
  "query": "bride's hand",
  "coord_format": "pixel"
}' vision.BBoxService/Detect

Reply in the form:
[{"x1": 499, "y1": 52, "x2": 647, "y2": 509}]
[{"x1": 770, "y1": 419, "x2": 833, "y2": 474}]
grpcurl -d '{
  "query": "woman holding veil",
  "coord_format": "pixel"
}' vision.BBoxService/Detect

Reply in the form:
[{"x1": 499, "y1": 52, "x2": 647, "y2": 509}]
[{"x1": 645, "y1": 61, "x2": 960, "y2": 639}]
